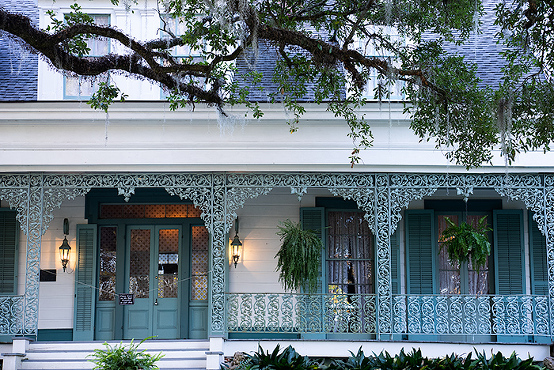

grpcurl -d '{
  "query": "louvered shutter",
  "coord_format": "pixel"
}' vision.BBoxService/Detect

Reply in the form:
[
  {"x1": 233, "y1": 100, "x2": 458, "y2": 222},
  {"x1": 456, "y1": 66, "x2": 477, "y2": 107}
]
[
  {"x1": 299, "y1": 207, "x2": 325, "y2": 338},
  {"x1": 494, "y1": 210, "x2": 525, "y2": 294},
  {"x1": 405, "y1": 210, "x2": 435, "y2": 294},
  {"x1": 73, "y1": 224, "x2": 97, "y2": 341},
  {"x1": 390, "y1": 230, "x2": 400, "y2": 294},
  {"x1": 300, "y1": 207, "x2": 325, "y2": 293},
  {"x1": 529, "y1": 213, "x2": 548, "y2": 296},
  {"x1": 0, "y1": 209, "x2": 18, "y2": 295}
]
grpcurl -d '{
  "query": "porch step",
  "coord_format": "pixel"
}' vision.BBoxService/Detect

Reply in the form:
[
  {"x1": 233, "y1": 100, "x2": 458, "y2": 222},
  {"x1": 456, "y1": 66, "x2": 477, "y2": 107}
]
[{"x1": 20, "y1": 340, "x2": 209, "y2": 370}]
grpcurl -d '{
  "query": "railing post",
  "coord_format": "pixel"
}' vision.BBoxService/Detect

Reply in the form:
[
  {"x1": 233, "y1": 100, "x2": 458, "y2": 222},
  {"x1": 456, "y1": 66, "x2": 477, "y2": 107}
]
[
  {"x1": 206, "y1": 337, "x2": 224, "y2": 370},
  {"x1": 543, "y1": 176, "x2": 554, "y2": 340},
  {"x1": 375, "y1": 174, "x2": 392, "y2": 339},
  {"x1": 0, "y1": 337, "x2": 31, "y2": 370}
]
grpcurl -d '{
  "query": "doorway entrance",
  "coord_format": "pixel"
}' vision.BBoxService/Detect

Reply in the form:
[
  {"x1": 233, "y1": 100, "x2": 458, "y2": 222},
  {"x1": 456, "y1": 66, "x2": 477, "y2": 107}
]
[
  {"x1": 124, "y1": 226, "x2": 181, "y2": 339},
  {"x1": 85, "y1": 191, "x2": 210, "y2": 341}
]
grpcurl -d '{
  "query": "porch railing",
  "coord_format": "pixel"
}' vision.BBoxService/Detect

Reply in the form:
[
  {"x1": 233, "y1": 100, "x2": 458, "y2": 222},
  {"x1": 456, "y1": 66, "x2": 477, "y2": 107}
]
[
  {"x1": 226, "y1": 293, "x2": 377, "y2": 334},
  {"x1": 226, "y1": 293, "x2": 551, "y2": 338},
  {"x1": 0, "y1": 295, "x2": 24, "y2": 335},
  {"x1": 392, "y1": 294, "x2": 551, "y2": 337}
]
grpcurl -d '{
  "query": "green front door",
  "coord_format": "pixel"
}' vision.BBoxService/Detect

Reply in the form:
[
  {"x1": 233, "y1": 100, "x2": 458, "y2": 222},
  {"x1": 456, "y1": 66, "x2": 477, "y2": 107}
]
[{"x1": 124, "y1": 225, "x2": 182, "y2": 339}]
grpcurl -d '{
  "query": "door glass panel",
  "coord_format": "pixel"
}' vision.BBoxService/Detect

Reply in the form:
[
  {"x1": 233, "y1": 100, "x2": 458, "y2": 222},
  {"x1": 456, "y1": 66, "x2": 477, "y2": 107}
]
[
  {"x1": 191, "y1": 226, "x2": 209, "y2": 300},
  {"x1": 99, "y1": 226, "x2": 117, "y2": 301},
  {"x1": 129, "y1": 229, "x2": 150, "y2": 298},
  {"x1": 158, "y1": 229, "x2": 179, "y2": 298}
]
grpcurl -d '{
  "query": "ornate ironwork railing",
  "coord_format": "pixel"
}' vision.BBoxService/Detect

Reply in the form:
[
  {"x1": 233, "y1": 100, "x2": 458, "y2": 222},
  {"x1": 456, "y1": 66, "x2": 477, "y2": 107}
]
[
  {"x1": 0, "y1": 295, "x2": 24, "y2": 335},
  {"x1": 226, "y1": 293, "x2": 551, "y2": 338},
  {"x1": 392, "y1": 294, "x2": 551, "y2": 337},
  {"x1": 226, "y1": 293, "x2": 377, "y2": 334}
]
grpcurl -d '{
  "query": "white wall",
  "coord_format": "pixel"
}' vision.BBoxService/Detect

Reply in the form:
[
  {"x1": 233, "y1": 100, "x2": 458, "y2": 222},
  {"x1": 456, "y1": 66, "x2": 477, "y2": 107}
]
[
  {"x1": 228, "y1": 187, "x2": 331, "y2": 293},
  {"x1": 36, "y1": 197, "x2": 87, "y2": 330}
]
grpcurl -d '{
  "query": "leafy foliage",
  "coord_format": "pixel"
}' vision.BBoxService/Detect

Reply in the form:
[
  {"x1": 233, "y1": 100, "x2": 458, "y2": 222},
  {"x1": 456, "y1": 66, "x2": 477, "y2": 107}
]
[
  {"x1": 88, "y1": 82, "x2": 128, "y2": 113},
  {"x1": 242, "y1": 345, "x2": 319, "y2": 370},
  {"x1": 45, "y1": 3, "x2": 94, "y2": 57},
  {"x1": 440, "y1": 216, "x2": 492, "y2": 271},
  {"x1": 234, "y1": 345, "x2": 544, "y2": 370},
  {"x1": 473, "y1": 350, "x2": 543, "y2": 370},
  {"x1": 275, "y1": 219, "x2": 323, "y2": 293},
  {"x1": 88, "y1": 338, "x2": 163, "y2": 370},
  {"x1": 2, "y1": 0, "x2": 554, "y2": 166}
]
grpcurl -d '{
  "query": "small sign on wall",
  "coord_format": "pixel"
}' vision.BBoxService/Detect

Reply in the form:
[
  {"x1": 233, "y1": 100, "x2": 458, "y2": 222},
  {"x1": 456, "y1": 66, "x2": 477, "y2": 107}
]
[
  {"x1": 119, "y1": 293, "x2": 134, "y2": 305},
  {"x1": 40, "y1": 269, "x2": 56, "y2": 282}
]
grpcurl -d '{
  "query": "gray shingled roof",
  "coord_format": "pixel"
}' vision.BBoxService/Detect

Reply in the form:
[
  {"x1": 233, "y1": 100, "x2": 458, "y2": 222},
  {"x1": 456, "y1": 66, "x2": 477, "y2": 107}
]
[
  {"x1": 0, "y1": 0, "x2": 505, "y2": 102},
  {"x1": 235, "y1": 41, "x2": 331, "y2": 102},
  {"x1": 0, "y1": 0, "x2": 39, "y2": 101},
  {"x1": 237, "y1": 0, "x2": 507, "y2": 101},
  {"x1": 441, "y1": 0, "x2": 507, "y2": 88}
]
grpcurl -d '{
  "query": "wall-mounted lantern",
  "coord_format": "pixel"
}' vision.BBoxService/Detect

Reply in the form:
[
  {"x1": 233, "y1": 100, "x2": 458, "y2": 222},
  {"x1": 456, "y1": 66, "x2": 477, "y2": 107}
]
[
  {"x1": 59, "y1": 218, "x2": 71, "y2": 272},
  {"x1": 230, "y1": 218, "x2": 242, "y2": 268}
]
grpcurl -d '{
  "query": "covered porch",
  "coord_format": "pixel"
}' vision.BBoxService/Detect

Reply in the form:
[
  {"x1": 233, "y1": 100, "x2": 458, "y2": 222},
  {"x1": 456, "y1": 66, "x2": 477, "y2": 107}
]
[{"x1": 0, "y1": 172, "x2": 553, "y2": 347}]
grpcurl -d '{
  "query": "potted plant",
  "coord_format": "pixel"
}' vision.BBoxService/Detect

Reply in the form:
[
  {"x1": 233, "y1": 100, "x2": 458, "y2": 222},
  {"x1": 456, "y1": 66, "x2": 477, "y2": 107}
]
[
  {"x1": 440, "y1": 216, "x2": 492, "y2": 271},
  {"x1": 88, "y1": 337, "x2": 163, "y2": 370},
  {"x1": 275, "y1": 219, "x2": 323, "y2": 293}
]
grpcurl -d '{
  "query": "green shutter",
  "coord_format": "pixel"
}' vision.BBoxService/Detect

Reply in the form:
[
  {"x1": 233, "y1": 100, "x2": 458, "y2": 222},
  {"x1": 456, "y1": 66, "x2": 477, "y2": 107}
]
[
  {"x1": 0, "y1": 209, "x2": 18, "y2": 295},
  {"x1": 300, "y1": 208, "x2": 326, "y2": 338},
  {"x1": 391, "y1": 230, "x2": 400, "y2": 295},
  {"x1": 300, "y1": 207, "x2": 325, "y2": 293},
  {"x1": 529, "y1": 213, "x2": 548, "y2": 296},
  {"x1": 405, "y1": 210, "x2": 435, "y2": 294},
  {"x1": 494, "y1": 210, "x2": 525, "y2": 295},
  {"x1": 73, "y1": 224, "x2": 97, "y2": 341}
]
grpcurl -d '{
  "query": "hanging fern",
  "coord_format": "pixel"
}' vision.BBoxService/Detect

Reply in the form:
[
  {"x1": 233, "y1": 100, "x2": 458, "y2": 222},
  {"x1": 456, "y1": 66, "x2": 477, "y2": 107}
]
[
  {"x1": 440, "y1": 216, "x2": 492, "y2": 271},
  {"x1": 275, "y1": 219, "x2": 323, "y2": 294}
]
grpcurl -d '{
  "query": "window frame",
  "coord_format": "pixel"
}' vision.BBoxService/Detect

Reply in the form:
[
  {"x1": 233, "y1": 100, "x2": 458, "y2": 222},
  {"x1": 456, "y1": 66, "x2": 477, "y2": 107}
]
[
  {"x1": 63, "y1": 13, "x2": 111, "y2": 100},
  {"x1": 355, "y1": 26, "x2": 405, "y2": 101}
]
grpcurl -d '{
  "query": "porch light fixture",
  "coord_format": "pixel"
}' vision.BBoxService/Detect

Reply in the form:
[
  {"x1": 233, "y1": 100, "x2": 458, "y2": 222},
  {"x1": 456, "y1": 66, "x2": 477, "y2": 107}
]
[
  {"x1": 231, "y1": 218, "x2": 242, "y2": 268},
  {"x1": 59, "y1": 218, "x2": 71, "y2": 272}
]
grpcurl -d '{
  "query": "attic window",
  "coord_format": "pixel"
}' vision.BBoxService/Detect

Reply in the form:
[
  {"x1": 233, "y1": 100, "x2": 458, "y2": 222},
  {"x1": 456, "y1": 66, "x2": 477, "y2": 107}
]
[
  {"x1": 358, "y1": 26, "x2": 405, "y2": 100},
  {"x1": 64, "y1": 14, "x2": 110, "y2": 99},
  {"x1": 159, "y1": 15, "x2": 204, "y2": 58}
]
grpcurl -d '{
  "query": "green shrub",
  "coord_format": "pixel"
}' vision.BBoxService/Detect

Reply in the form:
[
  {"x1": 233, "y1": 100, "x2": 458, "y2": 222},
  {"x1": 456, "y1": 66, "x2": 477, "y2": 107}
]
[
  {"x1": 242, "y1": 345, "x2": 319, "y2": 370},
  {"x1": 328, "y1": 347, "x2": 376, "y2": 370},
  {"x1": 225, "y1": 345, "x2": 544, "y2": 370},
  {"x1": 473, "y1": 350, "x2": 543, "y2": 370},
  {"x1": 429, "y1": 353, "x2": 473, "y2": 370},
  {"x1": 88, "y1": 338, "x2": 163, "y2": 370}
]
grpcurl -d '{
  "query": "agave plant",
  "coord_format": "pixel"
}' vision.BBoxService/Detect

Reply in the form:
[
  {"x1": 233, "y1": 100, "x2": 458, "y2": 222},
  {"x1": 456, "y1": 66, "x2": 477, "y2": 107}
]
[
  {"x1": 473, "y1": 350, "x2": 543, "y2": 370},
  {"x1": 440, "y1": 216, "x2": 492, "y2": 271},
  {"x1": 329, "y1": 347, "x2": 376, "y2": 370},
  {"x1": 247, "y1": 345, "x2": 318, "y2": 370}
]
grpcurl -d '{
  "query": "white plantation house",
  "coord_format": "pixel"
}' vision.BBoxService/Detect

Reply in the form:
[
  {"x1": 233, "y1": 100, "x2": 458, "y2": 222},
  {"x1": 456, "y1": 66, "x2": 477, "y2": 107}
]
[{"x1": 0, "y1": 0, "x2": 554, "y2": 369}]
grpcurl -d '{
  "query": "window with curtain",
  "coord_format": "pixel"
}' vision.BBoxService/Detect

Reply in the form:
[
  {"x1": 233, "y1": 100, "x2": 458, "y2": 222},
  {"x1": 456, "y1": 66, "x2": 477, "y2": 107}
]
[
  {"x1": 327, "y1": 211, "x2": 374, "y2": 296},
  {"x1": 437, "y1": 214, "x2": 489, "y2": 295}
]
